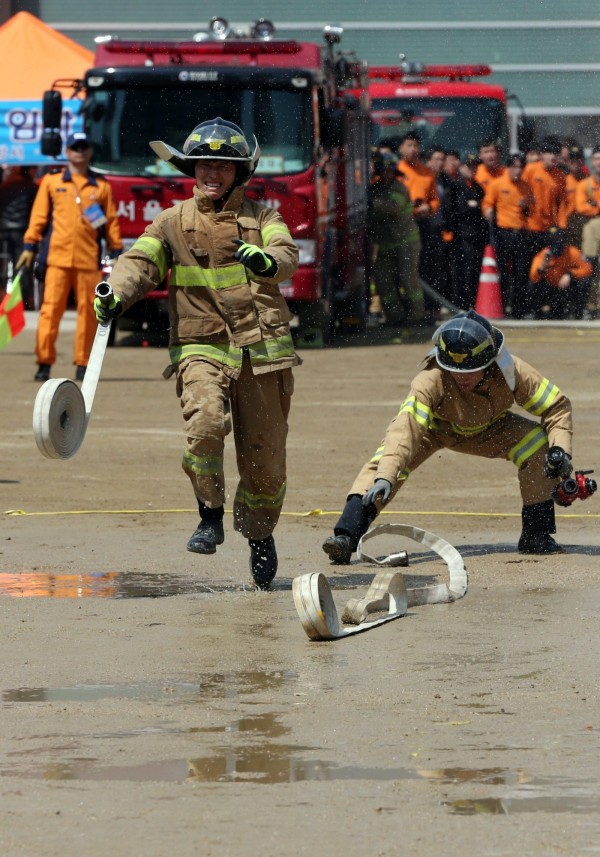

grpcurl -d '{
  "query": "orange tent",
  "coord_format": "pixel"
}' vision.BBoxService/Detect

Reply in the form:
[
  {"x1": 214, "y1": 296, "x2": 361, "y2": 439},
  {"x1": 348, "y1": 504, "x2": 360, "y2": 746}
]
[
  {"x1": 0, "y1": 12, "x2": 93, "y2": 163},
  {"x1": 0, "y1": 11, "x2": 93, "y2": 99}
]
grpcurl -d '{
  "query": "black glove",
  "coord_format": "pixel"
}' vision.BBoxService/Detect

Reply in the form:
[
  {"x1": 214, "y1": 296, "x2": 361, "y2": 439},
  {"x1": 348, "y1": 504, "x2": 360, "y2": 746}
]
[
  {"x1": 362, "y1": 479, "x2": 392, "y2": 507},
  {"x1": 108, "y1": 248, "x2": 123, "y2": 260},
  {"x1": 232, "y1": 239, "x2": 276, "y2": 275},
  {"x1": 544, "y1": 445, "x2": 572, "y2": 479}
]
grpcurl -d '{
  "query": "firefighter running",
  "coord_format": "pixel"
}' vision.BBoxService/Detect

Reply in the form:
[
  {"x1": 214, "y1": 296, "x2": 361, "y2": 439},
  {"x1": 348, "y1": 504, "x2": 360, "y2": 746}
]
[
  {"x1": 95, "y1": 118, "x2": 299, "y2": 589},
  {"x1": 323, "y1": 310, "x2": 576, "y2": 562}
]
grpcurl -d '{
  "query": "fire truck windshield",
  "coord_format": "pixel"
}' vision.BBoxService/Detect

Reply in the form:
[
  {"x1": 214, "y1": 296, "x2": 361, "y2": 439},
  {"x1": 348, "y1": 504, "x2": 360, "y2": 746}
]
[
  {"x1": 84, "y1": 84, "x2": 313, "y2": 178},
  {"x1": 370, "y1": 97, "x2": 509, "y2": 158}
]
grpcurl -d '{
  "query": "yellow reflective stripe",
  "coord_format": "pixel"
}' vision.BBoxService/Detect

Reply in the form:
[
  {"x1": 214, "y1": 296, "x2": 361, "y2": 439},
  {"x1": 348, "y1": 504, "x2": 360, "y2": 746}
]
[
  {"x1": 370, "y1": 445, "x2": 385, "y2": 463},
  {"x1": 247, "y1": 334, "x2": 296, "y2": 363},
  {"x1": 170, "y1": 263, "x2": 247, "y2": 290},
  {"x1": 234, "y1": 481, "x2": 287, "y2": 511},
  {"x1": 169, "y1": 334, "x2": 295, "y2": 369},
  {"x1": 433, "y1": 410, "x2": 508, "y2": 437},
  {"x1": 170, "y1": 343, "x2": 243, "y2": 369},
  {"x1": 471, "y1": 338, "x2": 491, "y2": 356},
  {"x1": 398, "y1": 395, "x2": 432, "y2": 428},
  {"x1": 182, "y1": 451, "x2": 223, "y2": 477},
  {"x1": 523, "y1": 378, "x2": 560, "y2": 416},
  {"x1": 132, "y1": 236, "x2": 169, "y2": 281},
  {"x1": 508, "y1": 427, "x2": 548, "y2": 468},
  {"x1": 261, "y1": 223, "x2": 291, "y2": 245},
  {"x1": 398, "y1": 467, "x2": 411, "y2": 481}
]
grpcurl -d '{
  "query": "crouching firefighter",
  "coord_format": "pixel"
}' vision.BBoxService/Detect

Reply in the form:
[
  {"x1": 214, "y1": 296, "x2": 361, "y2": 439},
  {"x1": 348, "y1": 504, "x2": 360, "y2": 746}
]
[
  {"x1": 95, "y1": 118, "x2": 299, "y2": 589},
  {"x1": 323, "y1": 309, "x2": 576, "y2": 562}
]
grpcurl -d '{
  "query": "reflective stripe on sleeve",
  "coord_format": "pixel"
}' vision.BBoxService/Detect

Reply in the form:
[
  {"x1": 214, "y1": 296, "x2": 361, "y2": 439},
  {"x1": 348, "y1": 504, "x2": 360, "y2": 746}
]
[
  {"x1": 370, "y1": 445, "x2": 385, "y2": 463},
  {"x1": 398, "y1": 395, "x2": 432, "y2": 428},
  {"x1": 131, "y1": 236, "x2": 169, "y2": 281},
  {"x1": 508, "y1": 427, "x2": 548, "y2": 468},
  {"x1": 261, "y1": 223, "x2": 292, "y2": 245},
  {"x1": 170, "y1": 263, "x2": 247, "y2": 289},
  {"x1": 522, "y1": 378, "x2": 560, "y2": 416}
]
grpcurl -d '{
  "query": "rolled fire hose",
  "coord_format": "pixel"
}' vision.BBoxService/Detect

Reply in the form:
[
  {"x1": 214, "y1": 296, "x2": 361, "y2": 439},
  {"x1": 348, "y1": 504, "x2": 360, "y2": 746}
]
[
  {"x1": 32, "y1": 283, "x2": 114, "y2": 460},
  {"x1": 293, "y1": 524, "x2": 467, "y2": 641}
]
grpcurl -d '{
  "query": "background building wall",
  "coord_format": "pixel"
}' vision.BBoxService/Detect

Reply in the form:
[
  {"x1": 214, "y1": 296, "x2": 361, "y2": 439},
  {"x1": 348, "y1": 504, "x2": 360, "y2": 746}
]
[{"x1": 34, "y1": 0, "x2": 600, "y2": 151}]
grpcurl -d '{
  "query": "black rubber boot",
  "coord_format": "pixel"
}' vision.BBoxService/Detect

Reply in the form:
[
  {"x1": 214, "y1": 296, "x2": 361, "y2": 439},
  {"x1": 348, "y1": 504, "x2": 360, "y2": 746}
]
[
  {"x1": 518, "y1": 500, "x2": 564, "y2": 554},
  {"x1": 322, "y1": 494, "x2": 378, "y2": 565},
  {"x1": 186, "y1": 504, "x2": 225, "y2": 555},
  {"x1": 322, "y1": 534, "x2": 354, "y2": 565},
  {"x1": 34, "y1": 364, "x2": 50, "y2": 382},
  {"x1": 249, "y1": 536, "x2": 278, "y2": 590}
]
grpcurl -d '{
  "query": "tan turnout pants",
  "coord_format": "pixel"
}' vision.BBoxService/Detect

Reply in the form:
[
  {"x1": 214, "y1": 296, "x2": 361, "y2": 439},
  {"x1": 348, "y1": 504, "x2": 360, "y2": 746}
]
[
  {"x1": 176, "y1": 354, "x2": 293, "y2": 540},
  {"x1": 350, "y1": 412, "x2": 556, "y2": 508}
]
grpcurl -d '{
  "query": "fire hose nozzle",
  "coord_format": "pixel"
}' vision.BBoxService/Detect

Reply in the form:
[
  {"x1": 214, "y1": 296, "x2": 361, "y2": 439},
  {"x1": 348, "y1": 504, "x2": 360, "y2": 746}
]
[
  {"x1": 552, "y1": 470, "x2": 597, "y2": 507},
  {"x1": 94, "y1": 281, "x2": 114, "y2": 305}
]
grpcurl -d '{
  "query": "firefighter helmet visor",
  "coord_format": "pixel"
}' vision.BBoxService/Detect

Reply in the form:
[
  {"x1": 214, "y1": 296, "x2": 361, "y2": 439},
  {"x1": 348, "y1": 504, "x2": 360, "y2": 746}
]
[{"x1": 432, "y1": 311, "x2": 504, "y2": 373}]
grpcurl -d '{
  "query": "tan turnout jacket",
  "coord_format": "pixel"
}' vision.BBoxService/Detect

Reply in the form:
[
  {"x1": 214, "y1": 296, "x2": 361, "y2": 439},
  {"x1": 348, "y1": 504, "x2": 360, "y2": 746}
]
[
  {"x1": 375, "y1": 355, "x2": 572, "y2": 486},
  {"x1": 109, "y1": 185, "x2": 299, "y2": 376}
]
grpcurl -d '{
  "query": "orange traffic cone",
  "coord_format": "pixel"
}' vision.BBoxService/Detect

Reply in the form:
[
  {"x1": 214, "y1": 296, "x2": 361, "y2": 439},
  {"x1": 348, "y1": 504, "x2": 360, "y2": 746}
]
[{"x1": 475, "y1": 244, "x2": 504, "y2": 319}]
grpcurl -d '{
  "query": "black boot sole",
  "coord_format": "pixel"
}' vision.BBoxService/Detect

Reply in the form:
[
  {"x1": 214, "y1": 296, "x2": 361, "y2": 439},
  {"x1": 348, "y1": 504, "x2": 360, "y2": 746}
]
[
  {"x1": 187, "y1": 541, "x2": 218, "y2": 555},
  {"x1": 322, "y1": 536, "x2": 353, "y2": 565},
  {"x1": 186, "y1": 523, "x2": 224, "y2": 555}
]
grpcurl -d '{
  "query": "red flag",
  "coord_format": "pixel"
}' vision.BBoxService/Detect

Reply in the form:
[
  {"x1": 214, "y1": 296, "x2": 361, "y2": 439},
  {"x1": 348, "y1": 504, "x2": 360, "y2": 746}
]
[{"x1": 0, "y1": 270, "x2": 26, "y2": 351}]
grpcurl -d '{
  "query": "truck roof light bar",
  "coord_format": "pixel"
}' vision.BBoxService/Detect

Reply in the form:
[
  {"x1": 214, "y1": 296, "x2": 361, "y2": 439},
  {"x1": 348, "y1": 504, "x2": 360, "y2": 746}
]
[
  {"x1": 99, "y1": 38, "x2": 302, "y2": 57},
  {"x1": 369, "y1": 63, "x2": 492, "y2": 81}
]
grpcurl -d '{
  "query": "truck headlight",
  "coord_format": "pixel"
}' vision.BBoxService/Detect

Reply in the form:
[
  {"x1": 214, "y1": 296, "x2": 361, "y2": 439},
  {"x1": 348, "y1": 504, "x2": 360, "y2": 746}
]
[{"x1": 295, "y1": 239, "x2": 316, "y2": 265}]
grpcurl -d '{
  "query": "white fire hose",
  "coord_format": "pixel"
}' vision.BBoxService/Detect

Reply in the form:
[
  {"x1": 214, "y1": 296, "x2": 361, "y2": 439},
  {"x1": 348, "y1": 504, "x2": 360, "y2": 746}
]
[
  {"x1": 32, "y1": 283, "x2": 113, "y2": 459},
  {"x1": 293, "y1": 524, "x2": 467, "y2": 641}
]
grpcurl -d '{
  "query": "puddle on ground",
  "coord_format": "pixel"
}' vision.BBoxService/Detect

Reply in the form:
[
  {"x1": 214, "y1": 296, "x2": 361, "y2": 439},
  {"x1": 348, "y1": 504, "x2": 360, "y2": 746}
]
[
  {"x1": 0, "y1": 746, "x2": 419, "y2": 784},
  {"x1": 1, "y1": 751, "x2": 597, "y2": 809},
  {"x1": 2, "y1": 670, "x2": 297, "y2": 703},
  {"x1": 418, "y1": 767, "x2": 532, "y2": 785},
  {"x1": 0, "y1": 570, "x2": 357, "y2": 598},
  {"x1": 444, "y1": 796, "x2": 600, "y2": 815}
]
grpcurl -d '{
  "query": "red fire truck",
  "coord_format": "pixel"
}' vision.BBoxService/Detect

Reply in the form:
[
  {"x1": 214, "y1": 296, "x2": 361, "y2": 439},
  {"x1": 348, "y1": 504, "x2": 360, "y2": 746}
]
[
  {"x1": 366, "y1": 59, "x2": 511, "y2": 158},
  {"x1": 41, "y1": 18, "x2": 371, "y2": 346}
]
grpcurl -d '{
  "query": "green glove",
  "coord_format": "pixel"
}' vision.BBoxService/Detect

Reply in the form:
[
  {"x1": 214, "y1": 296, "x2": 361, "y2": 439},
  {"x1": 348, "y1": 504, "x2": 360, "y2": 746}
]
[
  {"x1": 233, "y1": 239, "x2": 276, "y2": 275},
  {"x1": 93, "y1": 292, "x2": 122, "y2": 324},
  {"x1": 363, "y1": 479, "x2": 392, "y2": 507}
]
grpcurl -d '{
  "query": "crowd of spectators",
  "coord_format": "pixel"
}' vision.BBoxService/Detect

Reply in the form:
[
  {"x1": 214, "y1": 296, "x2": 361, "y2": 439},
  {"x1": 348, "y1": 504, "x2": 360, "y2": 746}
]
[
  {"x1": 368, "y1": 133, "x2": 600, "y2": 322},
  {"x1": 3, "y1": 131, "x2": 600, "y2": 333}
]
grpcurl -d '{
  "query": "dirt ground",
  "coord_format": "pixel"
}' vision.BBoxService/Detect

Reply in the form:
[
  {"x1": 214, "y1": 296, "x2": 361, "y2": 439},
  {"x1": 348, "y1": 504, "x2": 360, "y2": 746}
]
[{"x1": 1, "y1": 314, "x2": 600, "y2": 857}]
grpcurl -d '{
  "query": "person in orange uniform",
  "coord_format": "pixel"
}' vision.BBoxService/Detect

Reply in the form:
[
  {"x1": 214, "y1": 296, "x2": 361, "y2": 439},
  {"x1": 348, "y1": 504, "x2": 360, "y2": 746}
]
[
  {"x1": 563, "y1": 144, "x2": 590, "y2": 248},
  {"x1": 397, "y1": 132, "x2": 439, "y2": 317},
  {"x1": 575, "y1": 145, "x2": 600, "y2": 315},
  {"x1": 17, "y1": 132, "x2": 122, "y2": 382},
  {"x1": 483, "y1": 153, "x2": 534, "y2": 317},
  {"x1": 529, "y1": 228, "x2": 592, "y2": 319},
  {"x1": 397, "y1": 132, "x2": 440, "y2": 218},
  {"x1": 522, "y1": 136, "x2": 567, "y2": 258},
  {"x1": 474, "y1": 139, "x2": 506, "y2": 193}
]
